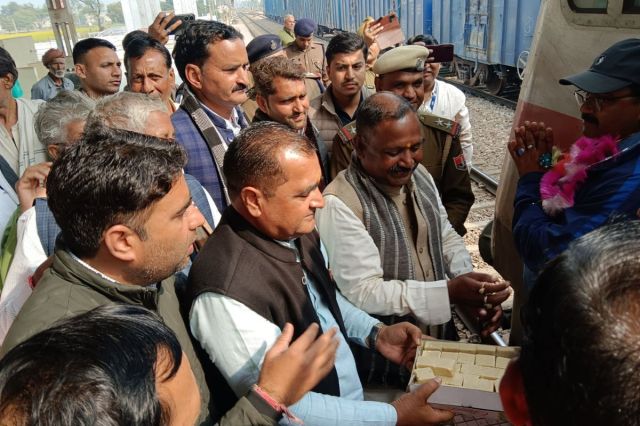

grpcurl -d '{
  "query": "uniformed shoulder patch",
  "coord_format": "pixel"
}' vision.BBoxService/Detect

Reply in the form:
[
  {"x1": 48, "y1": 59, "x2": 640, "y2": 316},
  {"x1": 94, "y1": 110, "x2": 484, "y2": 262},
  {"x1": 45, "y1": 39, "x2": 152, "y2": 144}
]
[
  {"x1": 419, "y1": 112, "x2": 460, "y2": 138},
  {"x1": 337, "y1": 120, "x2": 357, "y2": 145},
  {"x1": 453, "y1": 153, "x2": 467, "y2": 171}
]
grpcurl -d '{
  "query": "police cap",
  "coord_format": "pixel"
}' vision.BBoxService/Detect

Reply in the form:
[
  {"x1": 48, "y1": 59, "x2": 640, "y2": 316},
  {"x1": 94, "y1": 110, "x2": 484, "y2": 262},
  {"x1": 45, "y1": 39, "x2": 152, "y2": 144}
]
[
  {"x1": 246, "y1": 34, "x2": 283, "y2": 64},
  {"x1": 373, "y1": 45, "x2": 430, "y2": 75}
]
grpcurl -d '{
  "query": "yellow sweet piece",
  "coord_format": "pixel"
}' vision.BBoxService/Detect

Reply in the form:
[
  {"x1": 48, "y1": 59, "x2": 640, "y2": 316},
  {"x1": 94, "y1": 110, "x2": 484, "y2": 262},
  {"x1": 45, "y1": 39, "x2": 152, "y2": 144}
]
[
  {"x1": 440, "y1": 351, "x2": 459, "y2": 361},
  {"x1": 415, "y1": 367, "x2": 436, "y2": 384},
  {"x1": 463, "y1": 375, "x2": 494, "y2": 391},
  {"x1": 422, "y1": 350, "x2": 441, "y2": 359},
  {"x1": 415, "y1": 355, "x2": 434, "y2": 368},
  {"x1": 442, "y1": 372, "x2": 463, "y2": 387},
  {"x1": 475, "y1": 354, "x2": 496, "y2": 367},
  {"x1": 476, "y1": 344, "x2": 496, "y2": 355},
  {"x1": 457, "y1": 352, "x2": 475, "y2": 364},
  {"x1": 423, "y1": 340, "x2": 443, "y2": 351},
  {"x1": 496, "y1": 346, "x2": 520, "y2": 358},
  {"x1": 477, "y1": 378, "x2": 495, "y2": 392},
  {"x1": 460, "y1": 364, "x2": 484, "y2": 376},
  {"x1": 462, "y1": 374, "x2": 480, "y2": 389},
  {"x1": 477, "y1": 366, "x2": 502, "y2": 380},
  {"x1": 440, "y1": 341, "x2": 460, "y2": 352},
  {"x1": 422, "y1": 357, "x2": 456, "y2": 377},
  {"x1": 495, "y1": 356, "x2": 511, "y2": 369},
  {"x1": 457, "y1": 343, "x2": 476, "y2": 354}
]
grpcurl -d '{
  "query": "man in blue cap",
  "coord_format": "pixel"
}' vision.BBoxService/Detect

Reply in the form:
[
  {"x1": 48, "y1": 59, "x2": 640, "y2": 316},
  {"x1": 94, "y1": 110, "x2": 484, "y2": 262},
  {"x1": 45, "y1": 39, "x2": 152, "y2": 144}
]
[
  {"x1": 284, "y1": 18, "x2": 328, "y2": 89},
  {"x1": 508, "y1": 38, "x2": 640, "y2": 277}
]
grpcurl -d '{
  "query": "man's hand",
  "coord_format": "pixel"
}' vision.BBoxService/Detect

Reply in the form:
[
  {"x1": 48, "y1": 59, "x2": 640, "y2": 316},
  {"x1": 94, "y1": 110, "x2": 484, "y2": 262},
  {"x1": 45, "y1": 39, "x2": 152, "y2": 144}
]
[
  {"x1": 375, "y1": 322, "x2": 422, "y2": 370},
  {"x1": 148, "y1": 11, "x2": 182, "y2": 45},
  {"x1": 447, "y1": 272, "x2": 511, "y2": 309},
  {"x1": 362, "y1": 20, "x2": 384, "y2": 47},
  {"x1": 257, "y1": 323, "x2": 338, "y2": 406},
  {"x1": 392, "y1": 378, "x2": 454, "y2": 425},
  {"x1": 508, "y1": 121, "x2": 555, "y2": 176},
  {"x1": 16, "y1": 162, "x2": 51, "y2": 212}
]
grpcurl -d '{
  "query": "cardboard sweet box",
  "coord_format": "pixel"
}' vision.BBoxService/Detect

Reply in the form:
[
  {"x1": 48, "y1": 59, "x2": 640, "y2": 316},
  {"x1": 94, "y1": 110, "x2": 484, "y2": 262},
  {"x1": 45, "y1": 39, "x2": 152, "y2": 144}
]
[{"x1": 408, "y1": 339, "x2": 520, "y2": 414}]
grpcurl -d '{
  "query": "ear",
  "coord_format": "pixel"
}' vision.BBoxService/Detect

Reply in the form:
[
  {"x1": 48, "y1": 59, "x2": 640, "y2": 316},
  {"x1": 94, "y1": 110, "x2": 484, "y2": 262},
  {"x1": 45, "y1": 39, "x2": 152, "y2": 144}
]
[
  {"x1": 352, "y1": 134, "x2": 366, "y2": 159},
  {"x1": 239, "y1": 186, "x2": 264, "y2": 219},
  {"x1": 185, "y1": 63, "x2": 203, "y2": 90},
  {"x1": 169, "y1": 68, "x2": 176, "y2": 87},
  {"x1": 1, "y1": 75, "x2": 12, "y2": 89},
  {"x1": 74, "y1": 63, "x2": 87, "y2": 79},
  {"x1": 499, "y1": 358, "x2": 532, "y2": 426},
  {"x1": 256, "y1": 94, "x2": 268, "y2": 114},
  {"x1": 102, "y1": 224, "x2": 140, "y2": 263},
  {"x1": 374, "y1": 76, "x2": 381, "y2": 92},
  {"x1": 47, "y1": 144, "x2": 59, "y2": 160}
]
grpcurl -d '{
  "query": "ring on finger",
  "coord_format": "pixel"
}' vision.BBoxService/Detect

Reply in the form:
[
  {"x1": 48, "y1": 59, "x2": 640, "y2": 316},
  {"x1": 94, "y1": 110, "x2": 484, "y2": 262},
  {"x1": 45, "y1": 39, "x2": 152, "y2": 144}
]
[
  {"x1": 516, "y1": 147, "x2": 525, "y2": 157},
  {"x1": 526, "y1": 144, "x2": 534, "y2": 149}
]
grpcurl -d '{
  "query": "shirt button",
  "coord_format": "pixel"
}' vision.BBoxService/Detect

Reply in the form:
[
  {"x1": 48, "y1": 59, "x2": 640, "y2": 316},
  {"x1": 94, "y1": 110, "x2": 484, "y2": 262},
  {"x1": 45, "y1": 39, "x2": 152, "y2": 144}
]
[{"x1": 419, "y1": 247, "x2": 424, "y2": 254}]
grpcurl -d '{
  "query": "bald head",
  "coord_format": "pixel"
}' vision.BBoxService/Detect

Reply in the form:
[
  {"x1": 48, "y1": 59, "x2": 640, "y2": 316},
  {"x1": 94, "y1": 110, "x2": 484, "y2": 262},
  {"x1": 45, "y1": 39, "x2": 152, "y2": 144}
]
[{"x1": 356, "y1": 92, "x2": 415, "y2": 138}]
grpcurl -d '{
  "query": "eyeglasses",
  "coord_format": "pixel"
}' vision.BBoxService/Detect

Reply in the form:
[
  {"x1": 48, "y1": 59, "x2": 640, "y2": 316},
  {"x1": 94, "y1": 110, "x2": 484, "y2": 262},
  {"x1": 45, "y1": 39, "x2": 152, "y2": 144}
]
[{"x1": 574, "y1": 90, "x2": 638, "y2": 112}]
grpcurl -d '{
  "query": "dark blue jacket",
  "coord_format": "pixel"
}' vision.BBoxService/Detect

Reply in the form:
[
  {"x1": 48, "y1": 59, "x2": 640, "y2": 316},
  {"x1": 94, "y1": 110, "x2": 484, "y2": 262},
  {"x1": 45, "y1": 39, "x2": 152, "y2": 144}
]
[{"x1": 513, "y1": 131, "x2": 640, "y2": 273}]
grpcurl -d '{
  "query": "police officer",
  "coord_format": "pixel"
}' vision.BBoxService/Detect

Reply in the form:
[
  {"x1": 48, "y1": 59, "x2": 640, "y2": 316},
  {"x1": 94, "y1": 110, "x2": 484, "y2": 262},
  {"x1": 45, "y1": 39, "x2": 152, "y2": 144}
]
[
  {"x1": 284, "y1": 18, "x2": 329, "y2": 89},
  {"x1": 244, "y1": 34, "x2": 322, "y2": 122},
  {"x1": 332, "y1": 45, "x2": 474, "y2": 235}
]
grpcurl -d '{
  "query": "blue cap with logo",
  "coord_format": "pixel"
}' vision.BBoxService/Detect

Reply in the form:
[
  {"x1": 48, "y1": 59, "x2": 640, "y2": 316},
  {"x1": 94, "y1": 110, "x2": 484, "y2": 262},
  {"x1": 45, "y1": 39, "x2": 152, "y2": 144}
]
[
  {"x1": 559, "y1": 38, "x2": 640, "y2": 93},
  {"x1": 246, "y1": 34, "x2": 283, "y2": 64},
  {"x1": 294, "y1": 18, "x2": 317, "y2": 37}
]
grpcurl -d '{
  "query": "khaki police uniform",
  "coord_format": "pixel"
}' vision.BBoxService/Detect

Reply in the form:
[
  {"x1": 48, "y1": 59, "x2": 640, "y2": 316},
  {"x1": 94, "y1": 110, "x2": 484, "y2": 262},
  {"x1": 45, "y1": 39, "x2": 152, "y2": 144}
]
[{"x1": 285, "y1": 42, "x2": 328, "y2": 89}]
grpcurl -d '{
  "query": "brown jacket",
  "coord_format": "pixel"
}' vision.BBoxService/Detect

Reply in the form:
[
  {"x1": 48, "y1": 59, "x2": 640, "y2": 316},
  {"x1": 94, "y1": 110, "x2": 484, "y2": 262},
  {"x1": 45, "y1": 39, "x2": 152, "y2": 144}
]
[{"x1": 309, "y1": 86, "x2": 374, "y2": 154}]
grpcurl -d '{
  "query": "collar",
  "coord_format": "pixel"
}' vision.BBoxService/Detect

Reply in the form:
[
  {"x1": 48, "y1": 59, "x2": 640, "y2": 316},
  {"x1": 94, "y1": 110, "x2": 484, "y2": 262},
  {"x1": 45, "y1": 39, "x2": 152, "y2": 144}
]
[{"x1": 201, "y1": 102, "x2": 241, "y2": 133}]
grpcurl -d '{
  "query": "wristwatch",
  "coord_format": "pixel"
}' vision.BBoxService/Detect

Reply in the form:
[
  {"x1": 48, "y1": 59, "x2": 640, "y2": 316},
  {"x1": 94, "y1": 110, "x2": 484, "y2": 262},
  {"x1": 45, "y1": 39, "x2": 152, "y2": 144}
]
[{"x1": 366, "y1": 322, "x2": 385, "y2": 351}]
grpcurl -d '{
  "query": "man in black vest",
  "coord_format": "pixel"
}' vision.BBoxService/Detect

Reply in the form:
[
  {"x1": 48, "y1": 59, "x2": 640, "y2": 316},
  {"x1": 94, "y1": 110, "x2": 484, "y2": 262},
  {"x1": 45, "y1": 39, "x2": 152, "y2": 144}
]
[{"x1": 185, "y1": 121, "x2": 454, "y2": 425}]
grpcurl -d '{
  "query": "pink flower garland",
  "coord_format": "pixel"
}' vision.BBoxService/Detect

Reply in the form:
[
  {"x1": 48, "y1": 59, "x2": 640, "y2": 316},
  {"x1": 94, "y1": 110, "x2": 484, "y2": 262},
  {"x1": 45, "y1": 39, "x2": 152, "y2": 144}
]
[{"x1": 540, "y1": 135, "x2": 619, "y2": 216}]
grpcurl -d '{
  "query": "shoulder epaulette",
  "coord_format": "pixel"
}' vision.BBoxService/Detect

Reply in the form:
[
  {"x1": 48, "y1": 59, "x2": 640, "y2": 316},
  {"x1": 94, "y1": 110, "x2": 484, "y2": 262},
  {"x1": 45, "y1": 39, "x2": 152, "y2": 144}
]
[
  {"x1": 418, "y1": 111, "x2": 460, "y2": 138},
  {"x1": 336, "y1": 120, "x2": 357, "y2": 145}
]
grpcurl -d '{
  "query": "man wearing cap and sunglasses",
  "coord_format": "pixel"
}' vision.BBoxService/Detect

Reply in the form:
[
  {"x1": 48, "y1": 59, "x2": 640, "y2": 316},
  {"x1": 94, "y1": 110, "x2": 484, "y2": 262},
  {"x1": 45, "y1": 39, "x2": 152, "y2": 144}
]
[{"x1": 508, "y1": 38, "x2": 640, "y2": 278}]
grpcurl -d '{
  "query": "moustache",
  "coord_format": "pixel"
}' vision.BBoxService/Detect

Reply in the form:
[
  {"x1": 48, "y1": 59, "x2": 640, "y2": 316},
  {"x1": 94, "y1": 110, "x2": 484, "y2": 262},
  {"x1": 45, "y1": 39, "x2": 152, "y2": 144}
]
[
  {"x1": 233, "y1": 84, "x2": 248, "y2": 92},
  {"x1": 582, "y1": 113, "x2": 598, "y2": 125},
  {"x1": 389, "y1": 163, "x2": 418, "y2": 176}
]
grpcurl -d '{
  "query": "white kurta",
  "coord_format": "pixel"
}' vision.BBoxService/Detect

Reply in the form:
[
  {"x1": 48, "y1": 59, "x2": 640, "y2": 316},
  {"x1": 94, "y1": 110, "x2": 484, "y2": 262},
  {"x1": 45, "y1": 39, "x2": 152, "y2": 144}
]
[{"x1": 316, "y1": 172, "x2": 473, "y2": 326}]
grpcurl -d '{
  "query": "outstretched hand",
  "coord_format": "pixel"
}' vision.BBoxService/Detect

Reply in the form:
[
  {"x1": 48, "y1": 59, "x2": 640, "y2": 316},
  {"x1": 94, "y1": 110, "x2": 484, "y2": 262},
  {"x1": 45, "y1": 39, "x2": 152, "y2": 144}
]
[
  {"x1": 508, "y1": 121, "x2": 554, "y2": 176},
  {"x1": 376, "y1": 322, "x2": 422, "y2": 370},
  {"x1": 148, "y1": 11, "x2": 182, "y2": 45},
  {"x1": 392, "y1": 378, "x2": 454, "y2": 425},
  {"x1": 257, "y1": 323, "x2": 338, "y2": 406}
]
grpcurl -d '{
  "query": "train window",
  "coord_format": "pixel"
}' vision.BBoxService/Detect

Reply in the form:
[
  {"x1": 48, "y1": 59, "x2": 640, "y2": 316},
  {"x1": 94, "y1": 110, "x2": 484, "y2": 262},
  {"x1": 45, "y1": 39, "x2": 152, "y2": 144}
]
[
  {"x1": 623, "y1": 0, "x2": 640, "y2": 12},
  {"x1": 568, "y1": 0, "x2": 608, "y2": 12}
]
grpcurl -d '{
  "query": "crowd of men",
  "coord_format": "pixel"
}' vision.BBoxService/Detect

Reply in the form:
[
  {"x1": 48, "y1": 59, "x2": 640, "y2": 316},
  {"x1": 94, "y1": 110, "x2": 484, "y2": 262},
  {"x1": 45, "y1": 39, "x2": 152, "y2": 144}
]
[{"x1": 0, "y1": 9, "x2": 638, "y2": 425}]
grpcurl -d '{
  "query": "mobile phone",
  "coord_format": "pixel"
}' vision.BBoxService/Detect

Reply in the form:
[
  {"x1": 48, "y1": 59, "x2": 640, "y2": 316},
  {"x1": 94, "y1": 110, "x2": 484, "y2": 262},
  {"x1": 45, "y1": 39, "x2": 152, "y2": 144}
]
[
  {"x1": 427, "y1": 44, "x2": 454, "y2": 63},
  {"x1": 374, "y1": 13, "x2": 404, "y2": 50},
  {"x1": 374, "y1": 13, "x2": 398, "y2": 27},
  {"x1": 167, "y1": 13, "x2": 195, "y2": 35}
]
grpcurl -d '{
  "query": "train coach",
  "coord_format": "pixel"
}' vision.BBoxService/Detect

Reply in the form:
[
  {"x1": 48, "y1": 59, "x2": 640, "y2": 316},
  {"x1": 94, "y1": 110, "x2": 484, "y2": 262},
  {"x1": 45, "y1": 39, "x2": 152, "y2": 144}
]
[
  {"x1": 263, "y1": 0, "x2": 542, "y2": 95},
  {"x1": 492, "y1": 0, "x2": 640, "y2": 343}
]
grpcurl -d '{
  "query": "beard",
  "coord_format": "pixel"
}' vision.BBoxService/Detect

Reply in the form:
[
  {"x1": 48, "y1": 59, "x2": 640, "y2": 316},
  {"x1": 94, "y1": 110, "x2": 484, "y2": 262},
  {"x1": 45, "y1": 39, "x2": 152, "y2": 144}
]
[{"x1": 52, "y1": 69, "x2": 66, "y2": 78}]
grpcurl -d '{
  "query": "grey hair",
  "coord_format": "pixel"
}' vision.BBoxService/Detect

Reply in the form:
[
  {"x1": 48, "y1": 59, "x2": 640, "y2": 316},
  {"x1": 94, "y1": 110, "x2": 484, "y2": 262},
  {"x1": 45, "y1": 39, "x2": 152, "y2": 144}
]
[
  {"x1": 84, "y1": 92, "x2": 168, "y2": 135},
  {"x1": 34, "y1": 91, "x2": 95, "y2": 147}
]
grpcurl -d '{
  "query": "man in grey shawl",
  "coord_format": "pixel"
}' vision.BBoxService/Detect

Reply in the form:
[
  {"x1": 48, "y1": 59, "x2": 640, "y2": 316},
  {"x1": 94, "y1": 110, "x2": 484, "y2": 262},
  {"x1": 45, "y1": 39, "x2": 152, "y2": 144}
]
[{"x1": 316, "y1": 92, "x2": 510, "y2": 385}]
